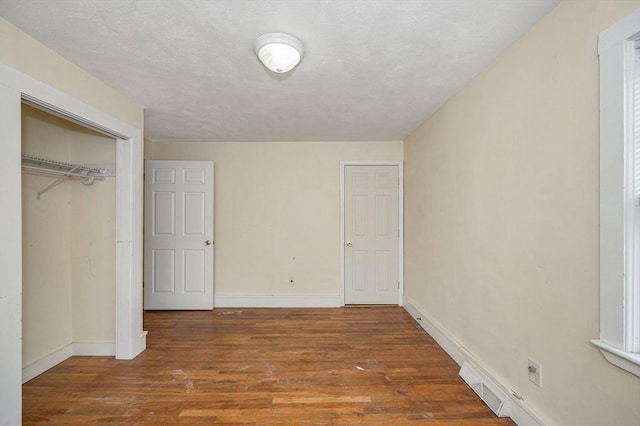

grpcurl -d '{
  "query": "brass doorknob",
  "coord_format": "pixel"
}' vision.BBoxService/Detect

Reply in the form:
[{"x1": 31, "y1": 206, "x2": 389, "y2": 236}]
[
  {"x1": 205, "y1": 239, "x2": 213, "y2": 246},
  {"x1": 346, "y1": 241, "x2": 352, "y2": 247}
]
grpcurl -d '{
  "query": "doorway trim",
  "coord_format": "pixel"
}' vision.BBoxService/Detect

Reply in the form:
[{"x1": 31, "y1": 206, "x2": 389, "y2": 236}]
[
  {"x1": 0, "y1": 64, "x2": 145, "y2": 424},
  {"x1": 340, "y1": 160, "x2": 404, "y2": 306}
]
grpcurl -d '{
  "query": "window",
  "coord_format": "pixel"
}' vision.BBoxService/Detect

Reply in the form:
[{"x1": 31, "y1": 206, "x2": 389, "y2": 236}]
[{"x1": 595, "y1": 7, "x2": 640, "y2": 377}]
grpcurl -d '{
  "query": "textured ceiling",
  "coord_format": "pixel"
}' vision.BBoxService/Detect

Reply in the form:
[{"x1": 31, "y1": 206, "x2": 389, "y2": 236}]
[{"x1": 0, "y1": 0, "x2": 558, "y2": 142}]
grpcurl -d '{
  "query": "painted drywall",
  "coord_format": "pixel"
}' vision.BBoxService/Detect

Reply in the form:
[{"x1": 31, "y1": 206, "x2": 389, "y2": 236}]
[
  {"x1": 21, "y1": 105, "x2": 116, "y2": 367},
  {"x1": 404, "y1": 1, "x2": 640, "y2": 425},
  {"x1": 68, "y1": 123, "x2": 116, "y2": 344},
  {"x1": 0, "y1": 17, "x2": 142, "y2": 129},
  {"x1": 21, "y1": 106, "x2": 74, "y2": 367},
  {"x1": 151, "y1": 141, "x2": 403, "y2": 299},
  {"x1": 143, "y1": 138, "x2": 153, "y2": 160}
]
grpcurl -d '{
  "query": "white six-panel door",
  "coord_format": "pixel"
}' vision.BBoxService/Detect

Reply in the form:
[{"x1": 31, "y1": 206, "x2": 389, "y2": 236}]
[
  {"x1": 144, "y1": 160, "x2": 214, "y2": 310},
  {"x1": 345, "y1": 165, "x2": 399, "y2": 304}
]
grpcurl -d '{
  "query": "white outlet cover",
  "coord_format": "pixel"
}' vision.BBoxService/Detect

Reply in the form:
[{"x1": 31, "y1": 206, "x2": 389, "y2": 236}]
[{"x1": 528, "y1": 358, "x2": 542, "y2": 387}]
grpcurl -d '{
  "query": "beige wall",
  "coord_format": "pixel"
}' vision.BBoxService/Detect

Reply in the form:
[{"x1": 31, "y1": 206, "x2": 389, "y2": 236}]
[
  {"x1": 68, "y1": 123, "x2": 117, "y2": 344},
  {"x1": 151, "y1": 141, "x2": 403, "y2": 297},
  {"x1": 21, "y1": 106, "x2": 73, "y2": 366},
  {"x1": 404, "y1": 1, "x2": 640, "y2": 425},
  {"x1": 143, "y1": 138, "x2": 153, "y2": 160},
  {"x1": 22, "y1": 105, "x2": 116, "y2": 366}
]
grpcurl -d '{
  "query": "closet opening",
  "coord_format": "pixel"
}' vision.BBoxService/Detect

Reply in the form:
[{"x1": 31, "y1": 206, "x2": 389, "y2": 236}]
[
  {"x1": 21, "y1": 103, "x2": 118, "y2": 382},
  {"x1": 1, "y1": 67, "x2": 145, "y2": 422}
]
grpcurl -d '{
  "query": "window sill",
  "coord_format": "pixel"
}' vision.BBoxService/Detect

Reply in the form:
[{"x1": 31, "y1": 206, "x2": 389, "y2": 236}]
[{"x1": 591, "y1": 339, "x2": 640, "y2": 377}]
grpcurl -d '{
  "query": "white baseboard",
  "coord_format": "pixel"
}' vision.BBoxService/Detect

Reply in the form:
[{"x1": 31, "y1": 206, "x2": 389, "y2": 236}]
[
  {"x1": 22, "y1": 343, "x2": 74, "y2": 384},
  {"x1": 215, "y1": 294, "x2": 342, "y2": 308},
  {"x1": 402, "y1": 299, "x2": 466, "y2": 364},
  {"x1": 22, "y1": 341, "x2": 116, "y2": 383},
  {"x1": 402, "y1": 297, "x2": 546, "y2": 426}
]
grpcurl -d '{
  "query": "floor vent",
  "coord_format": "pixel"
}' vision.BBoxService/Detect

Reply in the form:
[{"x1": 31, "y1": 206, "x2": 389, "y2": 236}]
[{"x1": 459, "y1": 361, "x2": 511, "y2": 417}]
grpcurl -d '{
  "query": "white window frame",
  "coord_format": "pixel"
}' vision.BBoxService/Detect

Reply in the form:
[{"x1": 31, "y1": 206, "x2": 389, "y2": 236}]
[{"x1": 594, "y1": 7, "x2": 640, "y2": 377}]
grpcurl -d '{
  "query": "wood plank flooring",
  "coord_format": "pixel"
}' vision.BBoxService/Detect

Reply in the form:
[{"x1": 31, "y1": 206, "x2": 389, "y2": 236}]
[{"x1": 23, "y1": 307, "x2": 515, "y2": 424}]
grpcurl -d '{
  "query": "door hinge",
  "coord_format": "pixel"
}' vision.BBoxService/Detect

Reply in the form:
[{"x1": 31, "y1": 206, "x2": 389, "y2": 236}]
[{"x1": 397, "y1": 281, "x2": 400, "y2": 289}]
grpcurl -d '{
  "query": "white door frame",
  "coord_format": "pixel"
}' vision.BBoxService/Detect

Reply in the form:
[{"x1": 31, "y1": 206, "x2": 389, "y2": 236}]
[
  {"x1": 0, "y1": 64, "x2": 145, "y2": 424},
  {"x1": 340, "y1": 160, "x2": 404, "y2": 306}
]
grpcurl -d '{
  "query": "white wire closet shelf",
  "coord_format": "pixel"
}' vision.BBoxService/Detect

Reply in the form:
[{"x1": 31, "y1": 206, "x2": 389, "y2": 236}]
[{"x1": 21, "y1": 153, "x2": 108, "y2": 199}]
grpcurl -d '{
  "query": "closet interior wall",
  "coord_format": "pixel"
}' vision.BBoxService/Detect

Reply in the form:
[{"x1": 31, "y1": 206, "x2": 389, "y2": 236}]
[{"x1": 21, "y1": 104, "x2": 116, "y2": 369}]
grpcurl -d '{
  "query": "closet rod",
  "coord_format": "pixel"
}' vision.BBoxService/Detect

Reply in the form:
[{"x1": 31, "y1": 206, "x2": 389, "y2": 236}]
[
  {"x1": 21, "y1": 154, "x2": 105, "y2": 174},
  {"x1": 21, "y1": 165, "x2": 104, "y2": 180},
  {"x1": 21, "y1": 154, "x2": 107, "y2": 199}
]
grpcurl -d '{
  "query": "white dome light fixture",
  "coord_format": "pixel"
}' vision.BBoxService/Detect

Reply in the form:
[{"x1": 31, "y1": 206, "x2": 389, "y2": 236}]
[{"x1": 254, "y1": 33, "x2": 304, "y2": 74}]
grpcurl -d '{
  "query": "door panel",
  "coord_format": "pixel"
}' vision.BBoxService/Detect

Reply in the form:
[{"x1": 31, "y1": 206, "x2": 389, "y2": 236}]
[
  {"x1": 353, "y1": 250, "x2": 368, "y2": 292},
  {"x1": 375, "y1": 250, "x2": 391, "y2": 292},
  {"x1": 153, "y1": 192, "x2": 175, "y2": 235},
  {"x1": 144, "y1": 160, "x2": 214, "y2": 310},
  {"x1": 184, "y1": 192, "x2": 205, "y2": 235},
  {"x1": 352, "y1": 195, "x2": 368, "y2": 236},
  {"x1": 345, "y1": 165, "x2": 399, "y2": 304},
  {"x1": 152, "y1": 250, "x2": 175, "y2": 293},
  {"x1": 376, "y1": 195, "x2": 392, "y2": 235},
  {"x1": 184, "y1": 250, "x2": 205, "y2": 293}
]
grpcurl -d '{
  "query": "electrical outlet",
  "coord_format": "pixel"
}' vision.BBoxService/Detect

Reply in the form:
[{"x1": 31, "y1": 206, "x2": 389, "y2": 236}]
[{"x1": 528, "y1": 358, "x2": 542, "y2": 387}]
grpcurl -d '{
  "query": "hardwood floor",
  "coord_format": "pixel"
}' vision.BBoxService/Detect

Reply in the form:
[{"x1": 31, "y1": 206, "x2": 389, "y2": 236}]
[{"x1": 23, "y1": 307, "x2": 515, "y2": 424}]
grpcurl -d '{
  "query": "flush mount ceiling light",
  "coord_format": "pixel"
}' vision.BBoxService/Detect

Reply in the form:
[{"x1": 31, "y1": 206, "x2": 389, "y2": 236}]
[{"x1": 254, "y1": 33, "x2": 304, "y2": 73}]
